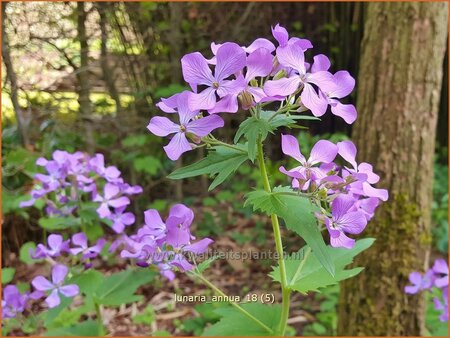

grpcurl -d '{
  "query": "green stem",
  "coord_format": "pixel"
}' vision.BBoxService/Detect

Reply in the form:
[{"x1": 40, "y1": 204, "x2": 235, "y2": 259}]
[
  {"x1": 94, "y1": 300, "x2": 105, "y2": 336},
  {"x1": 256, "y1": 137, "x2": 290, "y2": 336},
  {"x1": 194, "y1": 273, "x2": 274, "y2": 334}
]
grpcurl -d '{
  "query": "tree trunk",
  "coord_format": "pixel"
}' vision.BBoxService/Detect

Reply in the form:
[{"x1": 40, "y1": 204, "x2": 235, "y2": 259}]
[
  {"x1": 76, "y1": 2, "x2": 94, "y2": 152},
  {"x1": 2, "y1": 2, "x2": 29, "y2": 147},
  {"x1": 338, "y1": 3, "x2": 447, "y2": 336},
  {"x1": 97, "y1": 2, "x2": 122, "y2": 115}
]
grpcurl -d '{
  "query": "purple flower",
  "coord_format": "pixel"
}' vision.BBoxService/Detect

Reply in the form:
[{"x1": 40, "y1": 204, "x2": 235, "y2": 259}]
[
  {"x1": 31, "y1": 234, "x2": 70, "y2": 259},
  {"x1": 271, "y1": 23, "x2": 312, "y2": 50},
  {"x1": 323, "y1": 195, "x2": 367, "y2": 249},
  {"x1": 315, "y1": 71, "x2": 358, "y2": 124},
  {"x1": 31, "y1": 264, "x2": 79, "y2": 308},
  {"x1": 404, "y1": 270, "x2": 434, "y2": 294},
  {"x1": 433, "y1": 259, "x2": 449, "y2": 289},
  {"x1": 1, "y1": 285, "x2": 28, "y2": 318},
  {"x1": 434, "y1": 287, "x2": 448, "y2": 322},
  {"x1": 279, "y1": 134, "x2": 338, "y2": 190},
  {"x1": 70, "y1": 232, "x2": 105, "y2": 261},
  {"x1": 149, "y1": 91, "x2": 224, "y2": 160},
  {"x1": 121, "y1": 204, "x2": 213, "y2": 281},
  {"x1": 181, "y1": 43, "x2": 246, "y2": 111},
  {"x1": 108, "y1": 206, "x2": 135, "y2": 233},
  {"x1": 93, "y1": 183, "x2": 130, "y2": 218}
]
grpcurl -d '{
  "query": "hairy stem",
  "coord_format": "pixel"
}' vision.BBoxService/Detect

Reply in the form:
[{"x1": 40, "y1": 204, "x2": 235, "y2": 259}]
[
  {"x1": 256, "y1": 137, "x2": 290, "y2": 336},
  {"x1": 193, "y1": 272, "x2": 274, "y2": 334}
]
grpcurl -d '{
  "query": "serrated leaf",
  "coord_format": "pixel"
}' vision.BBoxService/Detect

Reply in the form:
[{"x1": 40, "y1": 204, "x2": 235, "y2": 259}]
[
  {"x1": 234, "y1": 117, "x2": 273, "y2": 162},
  {"x1": 260, "y1": 111, "x2": 320, "y2": 130},
  {"x1": 94, "y1": 269, "x2": 155, "y2": 306},
  {"x1": 270, "y1": 239, "x2": 375, "y2": 293},
  {"x1": 203, "y1": 303, "x2": 280, "y2": 336},
  {"x1": 168, "y1": 146, "x2": 248, "y2": 190},
  {"x1": 197, "y1": 256, "x2": 219, "y2": 273},
  {"x1": 2, "y1": 268, "x2": 15, "y2": 284},
  {"x1": 246, "y1": 186, "x2": 334, "y2": 276}
]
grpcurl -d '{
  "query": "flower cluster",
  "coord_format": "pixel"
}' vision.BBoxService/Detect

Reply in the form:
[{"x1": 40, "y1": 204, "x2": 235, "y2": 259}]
[
  {"x1": 20, "y1": 150, "x2": 141, "y2": 233},
  {"x1": 148, "y1": 24, "x2": 357, "y2": 161},
  {"x1": 117, "y1": 204, "x2": 213, "y2": 280},
  {"x1": 2, "y1": 264, "x2": 80, "y2": 315},
  {"x1": 279, "y1": 135, "x2": 388, "y2": 249},
  {"x1": 405, "y1": 258, "x2": 449, "y2": 322}
]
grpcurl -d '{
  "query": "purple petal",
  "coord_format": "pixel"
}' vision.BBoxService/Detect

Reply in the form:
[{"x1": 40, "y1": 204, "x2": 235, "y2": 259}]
[
  {"x1": 96, "y1": 203, "x2": 111, "y2": 218},
  {"x1": 188, "y1": 87, "x2": 217, "y2": 111},
  {"x1": 276, "y1": 42, "x2": 306, "y2": 74},
  {"x1": 279, "y1": 166, "x2": 306, "y2": 179},
  {"x1": 32, "y1": 276, "x2": 54, "y2": 291},
  {"x1": 175, "y1": 91, "x2": 199, "y2": 125},
  {"x1": 71, "y1": 232, "x2": 88, "y2": 249},
  {"x1": 272, "y1": 23, "x2": 289, "y2": 47},
  {"x1": 45, "y1": 289, "x2": 60, "y2": 308},
  {"x1": 329, "y1": 230, "x2": 355, "y2": 249},
  {"x1": 433, "y1": 259, "x2": 449, "y2": 275},
  {"x1": 147, "y1": 116, "x2": 180, "y2": 137},
  {"x1": 216, "y1": 76, "x2": 247, "y2": 98},
  {"x1": 288, "y1": 38, "x2": 313, "y2": 50},
  {"x1": 245, "y1": 48, "x2": 274, "y2": 81},
  {"x1": 181, "y1": 52, "x2": 215, "y2": 86},
  {"x1": 208, "y1": 94, "x2": 239, "y2": 114},
  {"x1": 144, "y1": 209, "x2": 165, "y2": 228},
  {"x1": 163, "y1": 132, "x2": 193, "y2": 161},
  {"x1": 362, "y1": 183, "x2": 389, "y2": 201},
  {"x1": 300, "y1": 83, "x2": 328, "y2": 117},
  {"x1": 405, "y1": 284, "x2": 421, "y2": 294},
  {"x1": 121, "y1": 212, "x2": 135, "y2": 225},
  {"x1": 48, "y1": 234, "x2": 63, "y2": 251},
  {"x1": 264, "y1": 76, "x2": 301, "y2": 98},
  {"x1": 281, "y1": 134, "x2": 306, "y2": 163},
  {"x1": 184, "y1": 238, "x2": 214, "y2": 254},
  {"x1": 156, "y1": 93, "x2": 180, "y2": 113},
  {"x1": 330, "y1": 71, "x2": 355, "y2": 98},
  {"x1": 109, "y1": 196, "x2": 130, "y2": 208},
  {"x1": 309, "y1": 140, "x2": 338, "y2": 164},
  {"x1": 337, "y1": 211, "x2": 367, "y2": 235},
  {"x1": 331, "y1": 195, "x2": 357, "y2": 218},
  {"x1": 244, "y1": 38, "x2": 275, "y2": 53},
  {"x1": 52, "y1": 264, "x2": 68, "y2": 285},
  {"x1": 58, "y1": 284, "x2": 79, "y2": 297},
  {"x1": 214, "y1": 42, "x2": 246, "y2": 81},
  {"x1": 169, "y1": 203, "x2": 195, "y2": 227},
  {"x1": 331, "y1": 102, "x2": 357, "y2": 124},
  {"x1": 311, "y1": 54, "x2": 331, "y2": 73},
  {"x1": 337, "y1": 141, "x2": 357, "y2": 169},
  {"x1": 186, "y1": 115, "x2": 224, "y2": 137},
  {"x1": 104, "y1": 183, "x2": 120, "y2": 200}
]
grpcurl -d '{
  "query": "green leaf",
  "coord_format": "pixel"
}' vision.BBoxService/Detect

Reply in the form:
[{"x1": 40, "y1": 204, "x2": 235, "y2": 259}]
[
  {"x1": 132, "y1": 304, "x2": 156, "y2": 325},
  {"x1": 246, "y1": 186, "x2": 335, "y2": 276},
  {"x1": 168, "y1": 145, "x2": 248, "y2": 191},
  {"x1": 197, "y1": 256, "x2": 219, "y2": 273},
  {"x1": 234, "y1": 117, "x2": 273, "y2": 162},
  {"x1": 44, "y1": 320, "x2": 98, "y2": 336},
  {"x1": 260, "y1": 111, "x2": 320, "y2": 130},
  {"x1": 2, "y1": 268, "x2": 15, "y2": 284},
  {"x1": 44, "y1": 296, "x2": 74, "y2": 327},
  {"x1": 203, "y1": 303, "x2": 280, "y2": 336},
  {"x1": 69, "y1": 269, "x2": 104, "y2": 297},
  {"x1": 19, "y1": 242, "x2": 38, "y2": 264},
  {"x1": 95, "y1": 269, "x2": 155, "y2": 306},
  {"x1": 270, "y1": 239, "x2": 375, "y2": 293},
  {"x1": 38, "y1": 216, "x2": 81, "y2": 230}
]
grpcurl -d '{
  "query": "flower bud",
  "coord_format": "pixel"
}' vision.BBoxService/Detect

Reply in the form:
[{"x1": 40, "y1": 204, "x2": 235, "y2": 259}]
[
  {"x1": 273, "y1": 69, "x2": 287, "y2": 80},
  {"x1": 238, "y1": 90, "x2": 254, "y2": 110}
]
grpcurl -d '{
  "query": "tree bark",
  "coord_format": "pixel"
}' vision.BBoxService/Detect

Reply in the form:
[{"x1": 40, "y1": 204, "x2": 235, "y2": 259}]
[
  {"x1": 97, "y1": 2, "x2": 122, "y2": 115},
  {"x1": 76, "y1": 2, "x2": 94, "y2": 152},
  {"x1": 2, "y1": 2, "x2": 29, "y2": 147},
  {"x1": 338, "y1": 2, "x2": 447, "y2": 336}
]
